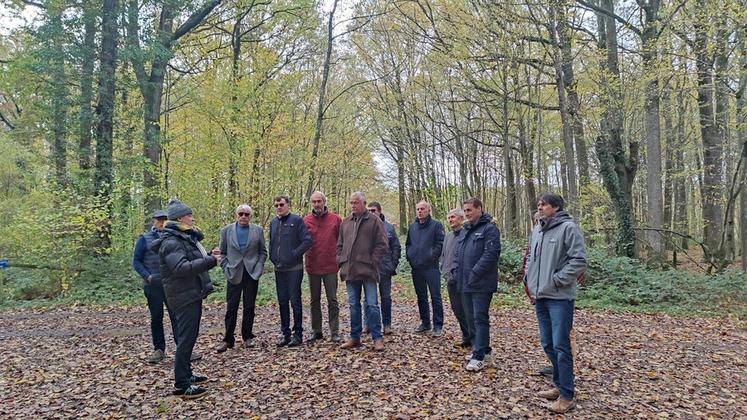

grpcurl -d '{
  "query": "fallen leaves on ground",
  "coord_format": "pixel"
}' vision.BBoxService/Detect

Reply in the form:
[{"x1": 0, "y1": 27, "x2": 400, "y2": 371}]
[{"x1": 1, "y1": 299, "x2": 745, "y2": 418}]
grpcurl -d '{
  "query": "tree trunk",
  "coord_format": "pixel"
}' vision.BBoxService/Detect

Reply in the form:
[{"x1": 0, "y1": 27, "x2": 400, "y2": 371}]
[
  {"x1": 305, "y1": 0, "x2": 338, "y2": 205},
  {"x1": 595, "y1": 0, "x2": 638, "y2": 258},
  {"x1": 77, "y1": 0, "x2": 96, "y2": 173},
  {"x1": 94, "y1": 0, "x2": 120, "y2": 251},
  {"x1": 48, "y1": 5, "x2": 68, "y2": 186}
]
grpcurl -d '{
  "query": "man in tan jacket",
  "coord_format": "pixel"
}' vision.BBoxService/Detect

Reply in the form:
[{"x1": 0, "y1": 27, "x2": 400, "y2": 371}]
[{"x1": 336, "y1": 191, "x2": 389, "y2": 351}]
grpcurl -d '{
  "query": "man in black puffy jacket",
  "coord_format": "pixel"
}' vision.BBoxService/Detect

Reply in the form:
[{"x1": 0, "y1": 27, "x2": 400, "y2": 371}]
[{"x1": 152, "y1": 199, "x2": 219, "y2": 400}]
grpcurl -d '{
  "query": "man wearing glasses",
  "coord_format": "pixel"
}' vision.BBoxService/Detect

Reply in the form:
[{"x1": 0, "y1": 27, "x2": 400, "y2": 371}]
[
  {"x1": 362, "y1": 201, "x2": 400, "y2": 335},
  {"x1": 216, "y1": 204, "x2": 267, "y2": 352},
  {"x1": 303, "y1": 191, "x2": 342, "y2": 343},
  {"x1": 269, "y1": 195, "x2": 312, "y2": 347}
]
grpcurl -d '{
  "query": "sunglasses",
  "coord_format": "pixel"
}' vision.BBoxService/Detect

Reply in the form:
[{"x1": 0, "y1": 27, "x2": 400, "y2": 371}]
[
  {"x1": 274, "y1": 203, "x2": 286, "y2": 208},
  {"x1": 368, "y1": 208, "x2": 378, "y2": 213},
  {"x1": 237, "y1": 212, "x2": 250, "y2": 217}
]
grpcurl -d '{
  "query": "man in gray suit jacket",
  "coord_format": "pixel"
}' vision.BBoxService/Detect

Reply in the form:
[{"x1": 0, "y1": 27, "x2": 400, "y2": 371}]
[{"x1": 216, "y1": 204, "x2": 267, "y2": 352}]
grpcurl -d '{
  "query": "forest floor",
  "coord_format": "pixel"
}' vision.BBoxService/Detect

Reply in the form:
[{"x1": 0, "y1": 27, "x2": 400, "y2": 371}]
[{"x1": 2, "y1": 287, "x2": 746, "y2": 419}]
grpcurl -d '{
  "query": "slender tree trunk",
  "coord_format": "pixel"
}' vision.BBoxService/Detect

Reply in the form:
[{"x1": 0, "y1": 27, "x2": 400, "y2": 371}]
[
  {"x1": 305, "y1": 0, "x2": 338, "y2": 205},
  {"x1": 77, "y1": 0, "x2": 96, "y2": 173},
  {"x1": 48, "y1": 5, "x2": 68, "y2": 186},
  {"x1": 94, "y1": 0, "x2": 120, "y2": 251}
]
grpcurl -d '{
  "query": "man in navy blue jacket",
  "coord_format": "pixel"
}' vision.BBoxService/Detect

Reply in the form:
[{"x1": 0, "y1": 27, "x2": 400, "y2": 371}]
[
  {"x1": 453, "y1": 197, "x2": 501, "y2": 372},
  {"x1": 133, "y1": 210, "x2": 178, "y2": 364},
  {"x1": 406, "y1": 200, "x2": 445, "y2": 336},
  {"x1": 269, "y1": 195, "x2": 313, "y2": 347}
]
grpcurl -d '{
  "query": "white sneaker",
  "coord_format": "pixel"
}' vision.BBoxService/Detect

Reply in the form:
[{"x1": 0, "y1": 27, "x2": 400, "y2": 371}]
[
  {"x1": 465, "y1": 358, "x2": 486, "y2": 372},
  {"x1": 464, "y1": 352, "x2": 492, "y2": 363}
]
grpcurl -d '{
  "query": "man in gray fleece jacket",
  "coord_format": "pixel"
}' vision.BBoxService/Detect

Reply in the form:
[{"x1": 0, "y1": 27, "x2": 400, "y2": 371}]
[{"x1": 525, "y1": 192, "x2": 586, "y2": 414}]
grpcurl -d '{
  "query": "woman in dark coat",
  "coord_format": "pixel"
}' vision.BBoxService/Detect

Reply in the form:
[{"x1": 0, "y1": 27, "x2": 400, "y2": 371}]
[{"x1": 152, "y1": 199, "x2": 219, "y2": 400}]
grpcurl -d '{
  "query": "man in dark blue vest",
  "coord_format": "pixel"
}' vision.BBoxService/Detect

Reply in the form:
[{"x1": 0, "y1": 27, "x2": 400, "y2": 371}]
[{"x1": 133, "y1": 211, "x2": 177, "y2": 363}]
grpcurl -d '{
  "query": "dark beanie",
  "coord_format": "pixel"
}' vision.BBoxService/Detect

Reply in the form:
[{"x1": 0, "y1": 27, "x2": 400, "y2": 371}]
[{"x1": 167, "y1": 199, "x2": 193, "y2": 220}]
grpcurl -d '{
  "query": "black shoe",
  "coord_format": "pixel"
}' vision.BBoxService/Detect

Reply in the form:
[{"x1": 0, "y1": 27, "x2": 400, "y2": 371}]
[
  {"x1": 330, "y1": 333, "x2": 341, "y2": 343},
  {"x1": 414, "y1": 324, "x2": 431, "y2": 333},
  {"x1": 459, "y1": 340, "x2": 472, "y2": 349},
  {"x1": 216, "y1": 342, "x2": 233, "y2": 353},
  {"x1": 288, "y1": 336, "x2": 303, "y2": 347},
  {"x1": 277, "y1": 337, "x2": 291, "y2": 347},
  {"x1": 173, "y1": 385, "x2": 208, "y2": 400},
  {"x1": 539, "y1": 366, "x2": 553, "y2": 377},
  {"x1": 307, "y1": 332, "x2": 323, "y2": 342},
  {"x1": 190, "y1": 374, "x2": 208, "y2": 385}
]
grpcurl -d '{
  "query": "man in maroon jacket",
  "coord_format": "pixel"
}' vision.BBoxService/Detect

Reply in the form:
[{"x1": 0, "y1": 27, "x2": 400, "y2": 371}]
[{"x1": 304, "y1": 191, "x2": 342, "y2": 343}]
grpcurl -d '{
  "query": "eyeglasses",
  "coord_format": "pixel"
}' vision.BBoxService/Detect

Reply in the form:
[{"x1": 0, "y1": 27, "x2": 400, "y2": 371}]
[
  {"x1": 368, "y1": 208, "x2": 378, "y2": 213},
  {"x1": 237, "y1": 212, "x2": 250, "y2": 217},
  {"x1": 274, "y1": 203, "x2": 286, "y2": 208}
]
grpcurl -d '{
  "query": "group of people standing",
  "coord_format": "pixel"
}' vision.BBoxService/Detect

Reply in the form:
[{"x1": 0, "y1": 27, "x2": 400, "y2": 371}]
[{"x1": 132, "y1": 191, "x2": 586, "y2": 414}]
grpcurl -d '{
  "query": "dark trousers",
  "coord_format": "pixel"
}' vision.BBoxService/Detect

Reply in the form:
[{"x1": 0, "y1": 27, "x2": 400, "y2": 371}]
[
  {"x1": 363, "y1": 275, "x2": 393, "y2": 328},
  {"x1": 309, "y1": 273, "x2": 339, "y2": 335},
  {"x1": 144, "y1": 284, "x2": 178, "y2": 351},
  {"x1": 174, "y1": 300, "x2": 202, "y2": 389},
  {"x1": 223, "y1": 268, "x2": 259, "y2": 344},
  {"x1": 412, "y1": 267, "x2": 443, "y2": 328},
  {"x1": 447, "y1": 281, "x2": 470, "y2": 344},
  {"x1": 462, "y1": 291, "x2": 493, "y2": 360},
  {"x1": 275, "y1": 270, "x2": 303, "y2": 339},
  {"x1": 536, "y1": 298, "x2": 575, "y2": 399}
]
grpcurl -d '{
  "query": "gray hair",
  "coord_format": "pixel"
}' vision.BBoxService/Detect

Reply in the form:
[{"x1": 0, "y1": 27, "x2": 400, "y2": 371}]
[
  {"x1": 310, "y1": 191, "x2": 327, "y2": 202},
  {"x1": 416, "y1": 200, "x2": 432, "y2": 211},
  {"x1": 351, "y1": 191, "x2": 367, "y2": 202},
  {"x1": 235, "y1": 204, "x2": 253, "y2": 216},
  {"x1": 448, "y1": 208, "x2": 464, "y2": 217}
]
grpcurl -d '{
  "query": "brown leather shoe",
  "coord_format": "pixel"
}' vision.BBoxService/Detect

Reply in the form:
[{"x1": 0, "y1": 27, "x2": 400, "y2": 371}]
[
  {"x1": 339, "y1": 339, "x2": 362, "y2": 349},
  {"x1": 549, "y1": 397, "x2": 575, "y2": 413},
  {"x1": 373, "y1": 339, "x2": 385, "y2": 352},
  {"x1": 538, "y1": 388, "x2": 560, "y2": 400}
]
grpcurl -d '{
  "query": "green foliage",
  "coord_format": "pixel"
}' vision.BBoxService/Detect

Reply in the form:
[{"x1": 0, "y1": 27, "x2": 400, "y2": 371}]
[{"x1": 580, "y1": 247, "x2": 747, "y2": 318}]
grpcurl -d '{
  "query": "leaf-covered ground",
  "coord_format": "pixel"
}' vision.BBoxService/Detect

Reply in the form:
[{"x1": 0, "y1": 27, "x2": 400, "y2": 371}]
[{"x1": 1, "y1": 294, "x2": 745, "y2": 418}]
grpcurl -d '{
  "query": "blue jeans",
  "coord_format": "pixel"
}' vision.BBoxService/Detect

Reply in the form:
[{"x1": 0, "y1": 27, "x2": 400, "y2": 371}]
[
  {"x1": 174, "y1": 300, "x2": 202, "y2": 389},
  {"x1": 144, "y1": 284, "x2": 178, "y2": 351},
  {"x1": 347, "y1": 281, "x2": 382, "y2": 340},
  {"x1": 363, "y1": 275, "x2": 392, "y2": 328},
  {"x1": 535, "y1": 298, "x2": 575, "y2": 399},
  {"x1": 275, "y1": 270, "x2": 304, "y2": 339},
  {"x1": 412, "y1": 267, "x2": 443, "y2": 328},
  {"x1": 462, "y1": 291, "x2": 493, "y2": 360}
]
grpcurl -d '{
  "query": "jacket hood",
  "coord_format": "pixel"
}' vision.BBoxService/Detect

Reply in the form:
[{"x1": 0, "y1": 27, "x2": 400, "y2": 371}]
[{"x1": 541, "y1": 210, "x2": 572, "y2": 232}]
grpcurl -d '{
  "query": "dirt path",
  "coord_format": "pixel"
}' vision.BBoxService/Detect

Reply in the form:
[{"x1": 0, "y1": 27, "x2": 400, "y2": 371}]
[{"x1": 1, "y1": 303, "x2": 745, "y2": 418}]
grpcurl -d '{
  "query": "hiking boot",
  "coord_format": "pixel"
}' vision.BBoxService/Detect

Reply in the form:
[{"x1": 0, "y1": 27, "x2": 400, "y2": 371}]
[
  {"x1": 330, "y1": 333, "x2": 341, "y2": 343},
  {"x1": 216, "y1": 342, "x2": 233, "y2": 353},
  {"x1": 465, "y1": 358, "x2": 486, "y2": 372},
  {"x1": 339, "y1": 339, "x2": 362, "y2": 349},
  {"x1": 431, "y1": 327, "x2": 443, "y2": 337},
  {"x1": 373, "y1": 338, "x2": 385, "y2": 351},
  {"x1": 243, "y1": 338, "x2": 255, "y2": 348},
  {"x1": 549, "y1": 397, "x2": 576, "y2": 413},
  {"x1": 538, "y1": 388, "x2": 560, "y2": 400},
  {"x1": 146, "y1": 349, "x2": 165, "y2": 364},
  {"x1": 173, "y1": 385, "x2": 208, "y2": 400},
  {"x1": 414, "y1": 324, "x2": 431, "y2": 334},
  {"x1": 190, "y1": 352, "x2": 202, "y2": 362},
  {"x1": 383, "y1": 325, "x2": 393, "y2": 335},
  {"x1": 288, "y1": 336, "x2": 303, "y2": 347},
  {"x1": 276, "y1": 336, "x2": 291, "y2": 347},
  {"x1": 307, "y1": 332, "x2": 323, "y2": 343},
  {"x1": 538, "y1": 366, "x2": 553, "y2": 377},
  {"x1": 190, "y1": 374, "x2": 208, "y2": 385}
]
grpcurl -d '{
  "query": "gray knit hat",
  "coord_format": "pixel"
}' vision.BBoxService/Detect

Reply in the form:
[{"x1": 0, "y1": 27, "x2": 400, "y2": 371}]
[{"x1": 167, "y1": 199, "x2": 193, "y2": 220}]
